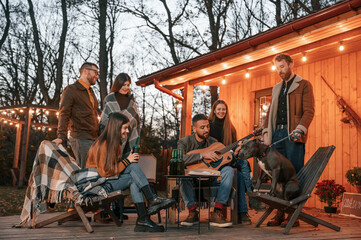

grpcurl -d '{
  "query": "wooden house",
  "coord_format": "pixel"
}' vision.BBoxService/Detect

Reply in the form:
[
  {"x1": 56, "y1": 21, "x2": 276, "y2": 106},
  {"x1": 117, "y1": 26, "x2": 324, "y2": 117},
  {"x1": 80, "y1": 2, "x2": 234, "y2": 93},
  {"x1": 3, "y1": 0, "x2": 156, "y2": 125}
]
[{"x1": 136, "y1": 0, "x2": 361, "y2": 208}]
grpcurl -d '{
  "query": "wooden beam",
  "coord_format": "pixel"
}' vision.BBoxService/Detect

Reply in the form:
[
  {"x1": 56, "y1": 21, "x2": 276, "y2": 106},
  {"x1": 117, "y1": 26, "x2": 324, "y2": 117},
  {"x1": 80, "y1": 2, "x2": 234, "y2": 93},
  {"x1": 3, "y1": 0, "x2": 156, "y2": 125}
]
[
  {"x1": 12, "y1": 124, "x2": 22, "y2": 186},
  {"x1": 180, "y1": 82, "x2": 193, "y2": 138},
  {"x1": 18, "y1": 108, "x2": 31, "y2": 187}
]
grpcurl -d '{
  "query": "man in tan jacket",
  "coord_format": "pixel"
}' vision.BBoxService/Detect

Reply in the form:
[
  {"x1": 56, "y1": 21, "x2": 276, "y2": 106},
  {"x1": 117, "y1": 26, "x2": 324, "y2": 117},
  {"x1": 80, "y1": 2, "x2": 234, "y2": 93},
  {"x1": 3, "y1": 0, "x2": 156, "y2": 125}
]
[
  {"x1": 263, "y1": 53, "x2": 315, "y2": 227},
  {"x1": 52, "y1": 62, "x2": 99, "y2": 169}
]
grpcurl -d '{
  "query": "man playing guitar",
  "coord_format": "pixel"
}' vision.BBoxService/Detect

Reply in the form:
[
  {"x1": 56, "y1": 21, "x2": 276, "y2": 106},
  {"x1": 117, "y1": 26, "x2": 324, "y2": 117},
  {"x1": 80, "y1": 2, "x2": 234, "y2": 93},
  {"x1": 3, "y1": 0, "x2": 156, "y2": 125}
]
[{"x1": 178, "y1": 114, "x2": 234, "y2": 228}]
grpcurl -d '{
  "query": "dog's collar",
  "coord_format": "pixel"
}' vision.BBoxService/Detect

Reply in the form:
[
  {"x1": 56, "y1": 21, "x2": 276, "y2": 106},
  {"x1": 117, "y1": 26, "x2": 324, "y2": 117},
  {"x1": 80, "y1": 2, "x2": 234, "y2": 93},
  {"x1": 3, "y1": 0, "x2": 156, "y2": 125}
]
[{"x1": 258, "y1": 147, "x2": 271, "y2": 158}]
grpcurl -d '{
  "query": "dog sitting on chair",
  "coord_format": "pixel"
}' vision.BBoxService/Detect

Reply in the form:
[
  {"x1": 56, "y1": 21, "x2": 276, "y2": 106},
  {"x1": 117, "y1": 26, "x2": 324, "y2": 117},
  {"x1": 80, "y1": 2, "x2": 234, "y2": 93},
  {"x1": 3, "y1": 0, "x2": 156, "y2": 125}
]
[{"x1": 238, "y1": 139, "x2": 300, "y2": 201}]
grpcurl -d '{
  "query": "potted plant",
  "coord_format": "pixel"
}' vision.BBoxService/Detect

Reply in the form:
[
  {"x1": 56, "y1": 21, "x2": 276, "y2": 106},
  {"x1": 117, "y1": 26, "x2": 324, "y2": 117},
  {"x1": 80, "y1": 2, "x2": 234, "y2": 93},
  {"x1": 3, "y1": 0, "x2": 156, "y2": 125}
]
[
  {"x1": 346, "y1": 167, "x2": 361, "y2": 193},
  {"x1": 314, "y1": 179, "x2": 346, "y2": 213}
]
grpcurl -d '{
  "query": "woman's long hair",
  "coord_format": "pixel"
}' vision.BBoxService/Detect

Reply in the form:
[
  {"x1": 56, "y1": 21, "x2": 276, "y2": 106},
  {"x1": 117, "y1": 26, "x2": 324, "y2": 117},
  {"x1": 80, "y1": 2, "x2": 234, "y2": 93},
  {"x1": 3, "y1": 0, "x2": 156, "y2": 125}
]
[
  {"x1": 110, "y1": 73, "x2": 131, "y2": 95},
  {"x1": 208, "y1": 100, "x2": 236, "y2": 146},
  {"x1": 96, "y1": 112, "x2": 130, "y2": 173}
]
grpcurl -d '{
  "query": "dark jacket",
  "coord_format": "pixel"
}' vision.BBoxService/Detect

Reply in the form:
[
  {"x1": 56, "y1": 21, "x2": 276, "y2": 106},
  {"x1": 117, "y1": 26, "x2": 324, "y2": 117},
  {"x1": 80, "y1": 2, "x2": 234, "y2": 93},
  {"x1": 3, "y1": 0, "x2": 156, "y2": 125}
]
[
  {"x1": 177, "y1": 133, "x2": 217, "y2": 166},
  {"x1": 57, "y1": 81, "x2": 99, "y2": 141}
]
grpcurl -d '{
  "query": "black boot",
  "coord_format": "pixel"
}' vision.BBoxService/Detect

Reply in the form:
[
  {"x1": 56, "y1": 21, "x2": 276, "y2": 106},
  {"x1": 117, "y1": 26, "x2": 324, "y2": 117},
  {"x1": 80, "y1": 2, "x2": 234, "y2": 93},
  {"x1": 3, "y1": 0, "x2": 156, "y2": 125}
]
[
  {"x1": 134, "y1": 202, "x2": 164, "y2": 232},
  {"x1": 141, "y1": 185, "x2": 176, "y2": 215}
]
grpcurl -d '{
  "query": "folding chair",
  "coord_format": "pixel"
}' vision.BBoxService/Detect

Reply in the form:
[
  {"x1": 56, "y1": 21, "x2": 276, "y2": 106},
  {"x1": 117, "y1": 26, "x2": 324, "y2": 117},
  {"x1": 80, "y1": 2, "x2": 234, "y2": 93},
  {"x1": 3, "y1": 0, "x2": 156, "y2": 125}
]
[
  {"x1": 33, "y1": 190, "x2": 126, "y2": 233},
  {"x1": 247, "y1": 145, "x2": 340, "y2": 234}
]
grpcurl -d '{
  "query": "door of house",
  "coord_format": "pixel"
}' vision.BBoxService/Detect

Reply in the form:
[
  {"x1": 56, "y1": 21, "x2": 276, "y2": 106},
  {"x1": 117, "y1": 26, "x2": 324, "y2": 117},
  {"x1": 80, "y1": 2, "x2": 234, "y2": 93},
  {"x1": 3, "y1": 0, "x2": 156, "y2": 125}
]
[{"x1": 253, "y1": 88, "x2": 272, "y2": 185}]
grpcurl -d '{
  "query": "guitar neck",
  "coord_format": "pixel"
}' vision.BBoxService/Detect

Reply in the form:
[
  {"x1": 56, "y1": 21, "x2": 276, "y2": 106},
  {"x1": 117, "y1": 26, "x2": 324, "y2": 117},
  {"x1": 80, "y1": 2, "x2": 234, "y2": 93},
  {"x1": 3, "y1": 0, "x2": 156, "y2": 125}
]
[{"x1": 218, "y1": 133, "x2": 255, "y2": 155}]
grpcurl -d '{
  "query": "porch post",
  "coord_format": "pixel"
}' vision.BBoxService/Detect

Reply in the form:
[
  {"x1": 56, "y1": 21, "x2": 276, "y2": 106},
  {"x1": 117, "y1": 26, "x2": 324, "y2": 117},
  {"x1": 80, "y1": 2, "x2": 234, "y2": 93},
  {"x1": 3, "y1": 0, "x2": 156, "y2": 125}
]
[
  {"x1": 180, "y1": 82, "x2": 193, "y2": 138},
  {"x1": 18, "y1": 107, "x2": 31, "y2": 187}
]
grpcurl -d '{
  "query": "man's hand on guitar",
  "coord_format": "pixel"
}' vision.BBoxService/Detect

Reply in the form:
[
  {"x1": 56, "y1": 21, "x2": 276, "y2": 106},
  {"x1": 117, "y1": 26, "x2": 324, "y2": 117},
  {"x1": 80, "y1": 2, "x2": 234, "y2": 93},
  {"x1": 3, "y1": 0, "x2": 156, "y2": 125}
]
[{"x1": 202, "y1": 151, "x2": 219, "y2": 162}]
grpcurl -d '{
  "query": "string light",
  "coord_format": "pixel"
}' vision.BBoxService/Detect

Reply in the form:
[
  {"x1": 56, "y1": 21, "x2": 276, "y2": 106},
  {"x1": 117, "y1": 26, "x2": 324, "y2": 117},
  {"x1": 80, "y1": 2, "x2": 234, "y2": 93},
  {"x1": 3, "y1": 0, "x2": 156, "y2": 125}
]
[
  {"x1": 48, "y1": 128, "x2": 52, "y2": 131},
  {"x1": 16, "y1": 124, "x2": 19, "y2": 128},
  {"x1": 271, "y1": 65, "x2": 276, "y2": 71},
  {"x1": 11, "y1": 110, "x2": 15, "y2": 114},
  {"x1": 20, "y1": 109, "x2": 24, "y2": 113},
  {"x1": 302, "y1": 53, "x2": 307, "y2": 62},
  {"x1": 45, "y1": 110, "x2": 49, "y2": 115},
  {"x1": 221, "y1": 78, "x2": 227, "y2": 85},
  {"x1": 56, "y1": 112, "x2": 59, "y2": 116},
  {"x1": 339, "y1": 41, "x2": 344, "y2": 51},
  {"x1": 4, "y1": 120, "x2": 7, "y2": 123},
  {"x1": 245, "y1": 70, "x2": 250, "y2": 78},
  {"x1": 37, "y1": 127, "x2": 41, "y2": 130},
  {"x1": 9, "y1": 122, "x2": 13, "y2": 125}
]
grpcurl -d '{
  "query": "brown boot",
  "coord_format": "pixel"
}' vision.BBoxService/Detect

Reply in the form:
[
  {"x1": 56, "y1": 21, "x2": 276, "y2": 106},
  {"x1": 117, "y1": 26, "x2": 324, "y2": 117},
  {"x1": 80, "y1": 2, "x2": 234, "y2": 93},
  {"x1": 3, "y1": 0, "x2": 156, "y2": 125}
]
[
  {"x1": 180, "y1": 209, "x2": 199, "y2": 226},
  {"x1": 280, "y1": 214, "x2": 300, "y2": 228},
  {"x1": 210, "y1": 209, "x2": 232, "y2": 228},
  {"x1": 267, "y1": 210, "x2": 284, "y2": 226}
]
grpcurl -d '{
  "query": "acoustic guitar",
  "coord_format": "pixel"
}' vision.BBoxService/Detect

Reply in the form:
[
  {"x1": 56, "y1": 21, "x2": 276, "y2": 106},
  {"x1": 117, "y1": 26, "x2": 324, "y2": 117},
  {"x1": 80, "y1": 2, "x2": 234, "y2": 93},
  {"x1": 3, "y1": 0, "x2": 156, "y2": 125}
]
[{"x1": 186, "y1": 128, "x2": 263, "y2": 170}]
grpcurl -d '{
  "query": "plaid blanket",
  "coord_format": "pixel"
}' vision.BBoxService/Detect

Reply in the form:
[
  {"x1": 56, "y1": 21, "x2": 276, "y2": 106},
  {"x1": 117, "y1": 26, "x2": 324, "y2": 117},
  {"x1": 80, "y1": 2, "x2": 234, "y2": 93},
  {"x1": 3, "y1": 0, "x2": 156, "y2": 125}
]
[
  {"x1": 18, "y1": 140, "x2": 111, "y2": 226},
  {"x1": 99, "y1": 92, "x2": 140, "y2": 157}
]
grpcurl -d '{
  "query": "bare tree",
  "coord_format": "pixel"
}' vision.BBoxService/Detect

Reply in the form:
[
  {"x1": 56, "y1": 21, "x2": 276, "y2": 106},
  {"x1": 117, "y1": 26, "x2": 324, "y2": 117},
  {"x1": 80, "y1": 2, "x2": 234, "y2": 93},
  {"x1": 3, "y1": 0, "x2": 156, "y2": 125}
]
[
  {"x1": 27, "y1": 0, "x2": 68, "y2": 107},
  {"x1": 0, "y1": 0, "x2": 10, "y2": 50}
]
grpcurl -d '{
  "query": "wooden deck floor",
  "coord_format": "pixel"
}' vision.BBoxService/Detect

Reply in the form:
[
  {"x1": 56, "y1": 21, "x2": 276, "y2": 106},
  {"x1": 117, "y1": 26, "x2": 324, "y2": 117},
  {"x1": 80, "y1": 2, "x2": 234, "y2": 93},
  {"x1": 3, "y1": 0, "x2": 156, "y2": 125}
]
[{"x1": 1, "y1": 207, "x2": 361, "y2": 239}]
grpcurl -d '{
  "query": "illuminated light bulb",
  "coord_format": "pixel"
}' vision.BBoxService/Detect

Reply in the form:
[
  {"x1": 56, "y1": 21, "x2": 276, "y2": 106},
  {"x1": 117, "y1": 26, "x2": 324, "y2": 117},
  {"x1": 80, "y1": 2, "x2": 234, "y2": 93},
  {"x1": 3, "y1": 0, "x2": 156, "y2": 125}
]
[
  {"x1": 48, "y1": 128, "x2": 52, "y2": 131},
  {"x1": 221, "y1": 79, "x2": 226, "y2": 85},
  {"x1": 56, "y1": 112, "x2": 59, "y2": 116},
  {"x1": 97, "y1": 116, "x2": 101, "y2": 121},
  {"x1": 16, "y1": 124, "x2": 19, "y2": 127},
  {"x1": 11, "y1": 110, "x2": 15, "y2": 114},
  {"x1": 339, "y1": 42, "x2": 344, "y2": 51},
  {"x1": 202, "y1": 69, "x2": 209, "y2": 75},
  {"x1": 302, "y1": 56, "x2": 307, "y2": 62},
  {"x1": 4, "y1": 120, "x2": 7, "y2": 123},
  {"x1": 29, "y1": 109, "x2": 34, "y2": 114},
  {"x1": 245, "y1": 71, "x2": 250, "y2": 78},
  {"x1": 271, "y1": 65, "x2": 276, "y2": 71},
  {"x1": 20, "y1": 109, "x2": 24, "y2": 113},
  {"x1": 38, "y1": 127, "x2": 41, "y2": 130},
  {"x1": 10, "y1": 122, "x2": 13, "y2": 125},
  {"x1": 1, "y1": 112, "x2": 6, "y2": 115},
  {"x1": 45, "y1": 111, "x2": 49, "y2": 115}
]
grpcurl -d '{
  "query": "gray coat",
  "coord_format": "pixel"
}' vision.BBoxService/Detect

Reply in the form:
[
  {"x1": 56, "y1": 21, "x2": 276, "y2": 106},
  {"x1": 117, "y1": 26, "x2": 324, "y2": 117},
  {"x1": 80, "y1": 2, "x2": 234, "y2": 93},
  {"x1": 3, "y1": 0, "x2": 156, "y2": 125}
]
[{"x1": 177, "y1": 133, "x2": 217, "y2": 166}]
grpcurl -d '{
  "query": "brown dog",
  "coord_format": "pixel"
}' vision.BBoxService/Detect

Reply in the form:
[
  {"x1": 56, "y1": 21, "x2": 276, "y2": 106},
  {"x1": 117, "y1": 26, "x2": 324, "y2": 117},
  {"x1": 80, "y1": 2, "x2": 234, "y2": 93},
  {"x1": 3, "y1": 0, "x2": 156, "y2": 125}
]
[{"x1": 238, "y1": 139, "x2": 300, "y2": 201}]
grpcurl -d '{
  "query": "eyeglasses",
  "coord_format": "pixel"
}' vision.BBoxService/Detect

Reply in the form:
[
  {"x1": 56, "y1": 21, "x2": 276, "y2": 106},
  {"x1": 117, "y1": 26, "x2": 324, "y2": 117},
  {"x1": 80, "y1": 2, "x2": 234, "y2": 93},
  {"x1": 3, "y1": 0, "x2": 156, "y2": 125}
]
[{"x1": 86, "y1": 68, "x2": 99, "y2": 75}]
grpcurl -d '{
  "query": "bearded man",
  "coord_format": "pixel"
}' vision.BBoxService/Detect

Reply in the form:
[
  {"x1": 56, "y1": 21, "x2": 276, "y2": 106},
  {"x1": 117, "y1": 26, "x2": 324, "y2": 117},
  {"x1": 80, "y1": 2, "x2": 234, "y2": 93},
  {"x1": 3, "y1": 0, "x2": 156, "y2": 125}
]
[
  {"x1": 53, "y1": 62, "x2": 100, "y2": 169},
  {"x1": 177, "y1": 114, "x2": 234, "y2": 228},
  {"x1": 262, "y1": 53, "x2": 315, "y2": 227}
]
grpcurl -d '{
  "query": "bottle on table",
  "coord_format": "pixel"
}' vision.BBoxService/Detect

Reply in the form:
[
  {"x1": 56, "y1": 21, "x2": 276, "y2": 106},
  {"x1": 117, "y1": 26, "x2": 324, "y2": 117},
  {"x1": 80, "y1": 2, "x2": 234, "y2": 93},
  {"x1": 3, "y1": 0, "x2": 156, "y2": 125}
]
[
  {"x1": 177, "y1": 149, "x2": 185, "y2": 175},
  {"x1": 169, "y1": 149, "x2": 178, "y2": 175}
]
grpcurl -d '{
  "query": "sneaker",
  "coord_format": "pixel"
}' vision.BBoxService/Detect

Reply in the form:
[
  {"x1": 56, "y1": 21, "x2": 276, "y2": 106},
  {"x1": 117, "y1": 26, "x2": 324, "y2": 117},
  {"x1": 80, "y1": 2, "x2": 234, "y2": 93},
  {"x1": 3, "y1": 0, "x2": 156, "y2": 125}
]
[
  {"x1": 181, "y1": 209, "x2": 199, "y2": 226},
  {"x1": 267, "y1": 210, "x2": 284, "y2": 226},
  {"x1": 210, "y1": 209, "x2": 232, "y2": 228},
  {"x1": 238, "y1": 212, "x2": 252, "y2": 225}
]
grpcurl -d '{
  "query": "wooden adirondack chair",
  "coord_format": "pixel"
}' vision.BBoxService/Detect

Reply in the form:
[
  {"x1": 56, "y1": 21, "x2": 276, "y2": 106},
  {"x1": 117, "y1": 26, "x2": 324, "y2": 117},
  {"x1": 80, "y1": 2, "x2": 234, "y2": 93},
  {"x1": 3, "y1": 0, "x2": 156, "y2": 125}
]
[
  {"x1": 247, "y1": 145, "x2": 339, "y2": 235},
  {"x1": 33, "y1": 190, "x2": 126, "y2": 233}
]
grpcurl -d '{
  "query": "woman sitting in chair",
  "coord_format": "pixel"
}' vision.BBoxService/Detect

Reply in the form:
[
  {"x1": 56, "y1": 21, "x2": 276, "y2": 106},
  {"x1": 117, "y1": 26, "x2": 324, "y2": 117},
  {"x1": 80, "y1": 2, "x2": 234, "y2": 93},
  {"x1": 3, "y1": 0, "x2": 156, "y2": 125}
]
[{"x1": 86, "y1": 112, "x2": 175, "y2": 232}]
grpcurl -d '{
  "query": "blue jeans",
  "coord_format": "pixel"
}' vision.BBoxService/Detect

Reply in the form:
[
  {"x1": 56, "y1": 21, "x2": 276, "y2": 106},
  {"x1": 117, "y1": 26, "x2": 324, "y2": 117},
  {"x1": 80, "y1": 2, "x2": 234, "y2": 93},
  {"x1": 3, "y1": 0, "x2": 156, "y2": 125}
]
[
  {"x1": 179, "y1": 166, "x2": 234, "y2": 207},
  {"x1": 68, "y1": 138, "x2": 94, "y2": 169},
  {"x1": 103, "y1": 163, "x2": 149, "y2": 203},
  {"x1": 234, "y1": 160, "x2": 253, "y2": 213},
  {"x1": 272, "y1": 129, "x2": 305, "y2": 173}
]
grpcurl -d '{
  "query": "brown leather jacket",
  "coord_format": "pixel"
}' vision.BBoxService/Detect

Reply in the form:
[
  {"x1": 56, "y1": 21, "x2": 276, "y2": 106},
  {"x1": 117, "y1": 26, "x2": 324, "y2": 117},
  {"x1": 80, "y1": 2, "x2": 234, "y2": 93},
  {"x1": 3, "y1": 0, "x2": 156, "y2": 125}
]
[
  {"x1": 263, "y1": 75, "x2": 315, "y2": 143},
  {"x1": 177, "y1": 133, "x2": 217, "y2": 166},
  {"x1": 57, "y1": 81, "x2": 99, "y2": 141}
]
